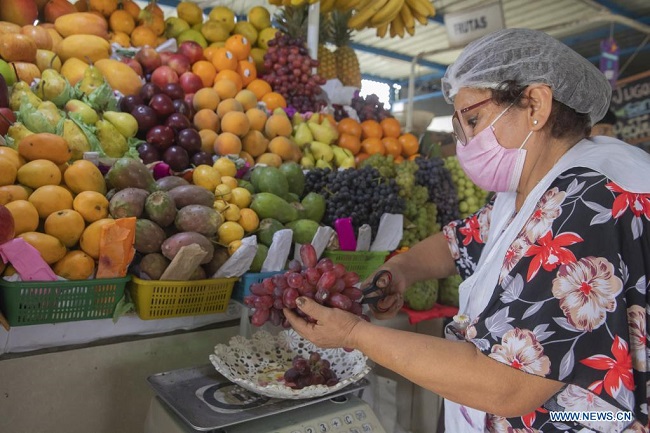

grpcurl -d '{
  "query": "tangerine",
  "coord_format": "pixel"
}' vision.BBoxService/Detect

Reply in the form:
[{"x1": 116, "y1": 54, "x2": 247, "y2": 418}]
[
  {"x1": 382, "y1": 137, "x2": 402, "y2": 158},
  {"x1": 361, "y1": 137, "x2": 385, "y2": 155},
  {"x1": 361, "y1": 120, "x2": 383, "y2": 140},
  {"x1": 130, "y1": 25, "x2": 157, "y2": 48},
  {"x1": 337, "y1": 118, "x2": 362, "y2": 138},
  {"x1": 192, "y1": 60, "x2": 217, "y2": 88},
  {"x1": 398, "y1": 133, "x2": 419, "y2": 157},
  {"x1": 109, "y1": 9, "x2": 135, "y2": 34},
  {"x1": 211, "y1": 47, "x2": 237, "y2": 72},
  {"x1": 261, "y1": 92, "x2": 286, "y2": 111},
  {"x1": 203, "y1": 45, "x2": 220, "y2": 62},
  {"x1": 225, "y1": 34, "x2": 251, "y2": 61},
  {"x1": 237, "y1": 60, "x2": 257, "y2": 86},
  {"x1": 246, "y1": 78, "x2": 272, "y2": 100},
  {"x1": 380, "y1": 117, "x2": 401, "y2": 138},
  {"x1": 338, "y1": 133, "x2": 361, "y2": 155},
  {"x1": 355, "y1": 152, "x2": 370, "y2": 165}
]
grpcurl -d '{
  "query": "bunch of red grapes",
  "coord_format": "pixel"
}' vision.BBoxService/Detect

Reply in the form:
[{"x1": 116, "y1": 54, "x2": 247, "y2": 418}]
[
  {"x1": 284, "y1": 351, "x2": 339, "y2": 389},
  {"x1": 350, "y1": 93, "x2": 393, "y2": 122},
  {"x1": 243, "y1": 244, "x2": 366, "y2": 327},
  {"x1": 123, "y1": 82, "x2": 213, "y2": 173},
  {"x1": 262, "y1": 34, "x2": 326, "y2": 113}
]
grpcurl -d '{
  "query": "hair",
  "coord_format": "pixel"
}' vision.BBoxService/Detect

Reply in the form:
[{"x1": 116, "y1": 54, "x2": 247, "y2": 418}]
[
  {"x1": 598, "y1": 109, "x2": 617, "y2": 126},
  {"x1": 490, "y1": 80, "x2": 591, "y2": 140}
]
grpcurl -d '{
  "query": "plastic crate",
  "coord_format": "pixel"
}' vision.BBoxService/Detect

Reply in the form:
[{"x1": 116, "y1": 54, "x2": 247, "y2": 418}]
[
  {"x1": 0, "y1": 276, "x2": 129, "y2": 326},
  {"x1": 322, "y1": 250, "x2": 389, "y2": 280},
  {"x1": 129, "y1": 276, "x2": 237, "y2": 320},
  {"x1": 232, "y1": 271, "x2": 283, "y2": 302}
]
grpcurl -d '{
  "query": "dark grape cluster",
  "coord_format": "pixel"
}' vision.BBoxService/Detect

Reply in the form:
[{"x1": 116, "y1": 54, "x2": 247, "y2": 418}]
[
  {"x1": 350, "y1": 93, "x2": 392, "y2": 122},
  {"x1": 332, "y1": 104, "x2": 349, "y2": 122},
  {"x1": 244, "y1": 245, "x2": 366, "y2": 328},
  {"x1": 284, "y1": 351, "x2": 339, "y2": 389},
  {"x1": 263, "y1": 34, "x2": 326, "y2": 113},
  {"x1": 304, "y1": 166, "x2": 405, "y2": 239},
  {"x1": 414, "y1": 157, "x2": 460, "y2": 226}
]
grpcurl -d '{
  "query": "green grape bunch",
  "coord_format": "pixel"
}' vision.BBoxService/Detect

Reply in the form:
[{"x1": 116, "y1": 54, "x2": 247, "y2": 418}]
[{"x1": 444, "y1": 156, "x2": 488, "y2": 218}]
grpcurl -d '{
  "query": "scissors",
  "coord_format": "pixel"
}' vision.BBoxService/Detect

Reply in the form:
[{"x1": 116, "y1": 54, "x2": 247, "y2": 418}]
[{"x1": 360, "y1": 270, "x2": 393, "y2": 312}]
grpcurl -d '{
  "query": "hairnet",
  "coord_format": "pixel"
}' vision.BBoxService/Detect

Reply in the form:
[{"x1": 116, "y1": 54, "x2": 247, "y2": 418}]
[{"x1": 441, "y1": 28, "x2": 611, "y2": 125}]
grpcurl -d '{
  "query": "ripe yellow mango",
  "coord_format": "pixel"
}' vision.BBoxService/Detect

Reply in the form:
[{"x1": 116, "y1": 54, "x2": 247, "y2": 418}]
[
  {"x1": 56, "y1": 34, "x2": 111, "y2": 63},
  {"x1": 95, "y1": 58, "x2": 143, "y2": 96}
]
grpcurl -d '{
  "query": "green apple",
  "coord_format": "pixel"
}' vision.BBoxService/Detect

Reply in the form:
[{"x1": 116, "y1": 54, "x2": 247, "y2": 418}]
[
  {"x1": 65, "y1": 99, "x2": 99, "y2": 125},
  {"x1": 0, "y1": 59, "x2": 17, "y2": 86}
]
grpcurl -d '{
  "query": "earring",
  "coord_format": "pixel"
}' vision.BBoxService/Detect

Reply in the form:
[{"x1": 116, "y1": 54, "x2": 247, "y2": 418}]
[{"x1": 533, "y1": 119, "x2": 539, "y2": 125}]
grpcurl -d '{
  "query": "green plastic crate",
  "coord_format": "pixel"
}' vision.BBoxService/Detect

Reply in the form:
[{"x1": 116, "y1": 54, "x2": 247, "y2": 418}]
[
  {"x1": 0, "y1": 276, "x2": 129, "y2": 326},
  {"x1": 322, "y1": 250, "x2": 388, "y2": 280}
]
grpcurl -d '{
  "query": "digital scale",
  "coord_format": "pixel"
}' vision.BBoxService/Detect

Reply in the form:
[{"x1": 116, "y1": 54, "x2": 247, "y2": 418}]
[{"x1": 144, "y1": 364, "x2": 387, "y2": 433}]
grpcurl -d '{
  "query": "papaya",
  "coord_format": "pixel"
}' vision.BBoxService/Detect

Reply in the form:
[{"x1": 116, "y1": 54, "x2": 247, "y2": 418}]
[
  {"x1": 16, "y1": 159, "x2": 62, "y2": 189},
  {"x1": 63, "y1": 160, "x2": 107, "y2": 194},
  {"x1": 279, "y1": 162, "x2": 305, "y2": 196},
  {"x1": 251, "y1": 166, "x2": 289, "y2": 199},
  {"x1": 161, "y1": 232, "x2": 214, "y2": 264},
  {"x1": 53, "y1": 250, "x2": 96, "y2": 280},
  {"x1": 106, "y1": 157, "x2": 157, "y2": 192},
  {"x1": 56, "y1": 34, "x2": 111, "y2": 63},
  {"x1": 174, "y1": 204, "x2": 223, "y2": 237},
  {"x1": 250, "y1": 193, "x2": 298, "y2": 224},
  {"x1": 249, "y1": 244, "x2": 268, "y2": 272},
  {"x1": 28, "y1": 184, "x2": 73, "y2": 219},
  {"x1": 286, "y1": 193, "x2": 299, "y2": 203},
  {"x1": 155, "y1": 175, "x2": 189, "y2": 191},
  {"x1": 18, "y1": 133, "x2": 72, "y2": 165},
  {"x1": 134, "y1": 219, "x2": 166, "y2": 254},
  {"x1": 237, "y1": 179, "x2": 255, "y2": 195},
  {"x1": 256, "y1": 218, "x2": 284, "y2": 247},
  {"x1": 18, "y1": 231, "x2": 67, "y2": 264},
  {"x1": 139, "y1": 253, "x2": 169, "y2": 280},
  {"x1": 54, "y1": 12, "x2": 109, "y2": 38},
  {"x1": 79, "y1": 218, "x2": 114, "y2": 259},
  {"x1": 95, "y1": 58, "x2": 142, "y2": 96},
  {"x1": 145, "y1": 191, "x2": 177, "y2": 228},
  {"x1": 167, "y1": 185, "x2": 213, "y2": 208},
  {"x1": 301, "y1": 192, "x2": 326, "y2": 222},
  {"x1": 108, "y1": 188, "x2": 149, "y2": 219},
  {"x1": 285, "y1": 219, "x2": 320, "y2": 244}
]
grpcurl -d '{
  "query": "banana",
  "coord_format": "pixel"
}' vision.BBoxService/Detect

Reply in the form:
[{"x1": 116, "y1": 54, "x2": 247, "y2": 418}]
[
  {"x1": 369, "y1": 0, "x2": 404, "y2": 27},
  {"x1": 389, "y1": 21, "x2": 397, "y2": 38},
  {"x1": 400, "y1": 3, "x2": 415, "y2": 29},
  {"x1": 348, "y1": 0, "x2": 390, "y2": 30},
  {"x1": 392, "y1": 13, "x2": 405, "y2": 38},
  {"x1": 320, "y1": 0, "x2": 337, "y2": 13},
  {"x1": 411, "y1": 7, "x2": 429, "y2": 25},
  {"x1": 406, "y1": 24, "x2": 415, "y2": 36},
  {"x1": 376, "y1": 22, "x2": 389, "y2": 38},
  {"x1": 422, "y1": 0, "x2": 436, "y2": 16},
  {"x1": 405, "y1": 0, "x2": 429, "y2": 18},
  {"x1": 335, "y1": 0, "x2": 361, "y2": 11}
]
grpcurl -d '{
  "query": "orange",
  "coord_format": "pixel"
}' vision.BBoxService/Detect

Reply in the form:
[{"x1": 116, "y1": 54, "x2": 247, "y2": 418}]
[
  {"x1": 237, "y1": 60, "x2": 257, "y2": 86},
  {"x1": 225, "y1": 34, "x2": 251, "y2": 61},
  {"x1": 338, "y1": 133, "x2": 361, "y2": 155},
  {"x1": 394, "y1": 155, "x2": 405, "y2": 163},
  {"x1": 361, "y1": 120, "x2": 383, "y2": 140},
  {"x1": 380, "y1": 117, "x2": 401, "y2": 138},
  {"x1": 203, "y1": 45, "x2": 220, "y2": 62},
  {"x1": 143, "y1": 13, "x2": 165, "y2": 36},
  {"x1": 398, "y1": 133, "x2": 419, "y2": 157},
  {"x1": 355, "y1": 152, "x2": 370, "y2": 165},
  {"x1": 213, "y1": 132, "x2": 242, "y2": 156},
  {"x1": 89, "y1": 0, "x2": 117, "y2": 17},
  {"x1": 361, "y1": 137, "x2": 385, "y2": 156},
  {"x1": 193, "y1": 109, "x2": 220, "y2": 131},
  {"x1": 246, "y1": 79, "x2": 272, "y2": 100},
  {"x1": 382, "y1": 137, "x2": 402, "y2": 158},
  {"x1": 408, "y1": 153, "x2": 421, "y2": 161},
  {"x1": 211, "y1": 48, "x2": 238, "y2": 72},
  {"x1": 130, "y1": 25, "x2": 157, "y2": 48},
  {"x1": 122, "y1": 0, "x2": 140, "y2": 19},
  {"x1": 109, "y1": 9, "x2": 135, "y2": 35},
  {"x1": 214, "y1": 70, "x2": 243, "y2": 92},
  {"x1": 261, "y1": 92, "x2": 286, "y2": 111},
  {"x1": 192, "y1": 60, "x2": 217, "y2": 88},
  {"x1": 337, "y1": 118, "x2": 362, "y2": 138}
]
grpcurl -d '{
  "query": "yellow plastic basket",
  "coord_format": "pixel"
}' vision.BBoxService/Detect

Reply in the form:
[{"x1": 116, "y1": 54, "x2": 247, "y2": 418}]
[
  {"x1": 322, "y1": 250, "x2": 389, "y2": 280},
  {"x1": 128, "y1": 276, "x2": 237, "y2": 320}
]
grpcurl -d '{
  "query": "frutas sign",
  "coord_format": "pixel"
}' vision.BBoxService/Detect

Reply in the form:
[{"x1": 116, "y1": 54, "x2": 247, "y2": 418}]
[{"x1": 444, "y1": 2, "x2": 505, "y2": 48}]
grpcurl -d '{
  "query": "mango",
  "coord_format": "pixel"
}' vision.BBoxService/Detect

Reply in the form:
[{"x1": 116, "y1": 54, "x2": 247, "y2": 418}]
[
  {"x1": 60, "y1": 57, "x2": 89, "y2": 86},
  {"x1": 56, "y1": 35, "x2": 111, "y2": 63},
  {"x1": 28, "y1": 184, "x2": 73, "y2": 219},
  {"x1": 18, "y1": 132, "x2": 72, "y2": 165},
  {"x1": 16, "y1": 159, "x2": 62, "y2": 189},
  {"x1": 53, "y1": 250, "x2": 96, "y2": 280},
  {"x1": 18, "y1": 231, "x2": 67, "y2": 264},
  {"x1": 54, "y1": 12, "x2": 109, "y2": 38},
  {"x1": 0, "y1": 33, "x2": 37, "y2": 63},
  {"x1": 79, "y1": 218, "x2": 114, "y2": 259},
  {"x1": 63, "y1": 159, "x2": 107, "y2": 195},
  {"x1": 94, "y1": 58, "x2": 142, "y2": 96}
]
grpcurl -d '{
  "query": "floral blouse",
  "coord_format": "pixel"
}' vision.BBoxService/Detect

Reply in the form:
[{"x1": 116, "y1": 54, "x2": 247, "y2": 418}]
[{"x1": 443, "y1": 167, "x2": 649, "y2": 432}]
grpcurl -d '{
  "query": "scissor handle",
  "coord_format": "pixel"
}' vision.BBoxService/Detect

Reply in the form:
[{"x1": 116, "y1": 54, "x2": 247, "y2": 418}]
[{"x1": 363, "y1": 270, "x2": 392, "y2": 295}]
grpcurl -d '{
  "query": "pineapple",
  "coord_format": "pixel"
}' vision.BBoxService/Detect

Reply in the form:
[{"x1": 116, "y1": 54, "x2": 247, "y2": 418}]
[
  {"x1": 332, "y1": 10, "x2": 361, "y2": 88},
  {"x1": 275, "y1": 4, "x2": 309, "y2": 41},
  {"x1": 317, "y1": 14, "x2": 337, "y2": 80}
]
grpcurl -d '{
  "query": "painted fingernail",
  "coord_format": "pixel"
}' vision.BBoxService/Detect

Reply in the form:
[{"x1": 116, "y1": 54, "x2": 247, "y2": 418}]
[{"x1": 296, "y1": 297, "x2": 305, "y2": 307}]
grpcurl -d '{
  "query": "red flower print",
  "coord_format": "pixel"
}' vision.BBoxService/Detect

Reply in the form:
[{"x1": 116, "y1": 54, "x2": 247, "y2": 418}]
[
  {"x1": 606, "y1": 182, "x2": 650, "y2": 219},
  {"x1": 521, "y1": 407, "x2": 548, "y2": 428},
  {"x1": 524, "y1": 231, "x2": 583, "y2": 281},
  {"x1": 580, "y1": 336, "x2": 634, "y2": 398},
  {"x1": 459, "y1": 215, "x2": 482, "y2": 246}
]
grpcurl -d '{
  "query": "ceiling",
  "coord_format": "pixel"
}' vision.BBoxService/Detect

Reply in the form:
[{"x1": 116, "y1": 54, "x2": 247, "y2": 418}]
[{"x1": 157, "y1": 0, "x2": 650, "y2": 110}]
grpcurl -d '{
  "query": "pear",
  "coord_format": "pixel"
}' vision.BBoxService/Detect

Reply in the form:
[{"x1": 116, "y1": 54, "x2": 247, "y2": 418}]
[
  {"x1": 307, "y1": 113, "x2": 320, "y2": 124},
  {"x1": 62, "y1": 118, "x2": 90, "y2": 160},
  {"x1": 9, "y1": 82, "x2": 41, "y2": 111},
  {"x1": 272, "y1": 107, "x2": 287, "y2": 117},
  {"x1": 102, "y1": 111, "x2": 138, "y2": 138},
  {"x1": 293, "y1": 122, "x2": 313, "y2": 148},
  {"x1": 315, "y1": 158, "x2": 333, "y2": 170},
  {"x1": 34, "y1": 69, "x2": 67, "y2": 103},
  {"x1": 35, "y1": 50, "x2": 61, "y2": 73},
  {"x1": 331, "y1": 145, "x2": 349, "y2": 167},
  {"x1": 309, "y1": 141, "x2": 334, "y2": 162},
  {"x1": 23, "y1": 101, "x2": 63, "y2": 133},
  {"x1": 65, "y1": 99, "x2": 99, "y2": 124},
  {"x1": 291, "y1": 112, "x2": 304, "y2": 127},
  {"x1": 339, "y1": 158, "x2": 356, "y2": 169},
  {"x1": 95, "y1": 119, "x2": 128, "y2": 158},
  {"x1": 307, "y1": 121, "x2": 338, "y2": 145},
  {"x1": 78, "y1": 64, "x2": 104, "y2": 96},
  {"x1": 300, "y1": 154, "x2": 315, "y2": 168},
  {"x1": 7, "y1": 122, "x2": 33, "y2": 142}
]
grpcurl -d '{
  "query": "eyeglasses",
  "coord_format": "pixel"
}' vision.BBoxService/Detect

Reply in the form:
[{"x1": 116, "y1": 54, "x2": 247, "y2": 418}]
[{"x1": 452, "y1": 97, "x2": 492, "y2": 146}]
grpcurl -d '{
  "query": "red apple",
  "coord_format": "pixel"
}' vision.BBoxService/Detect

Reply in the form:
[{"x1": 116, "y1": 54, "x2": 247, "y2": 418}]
[
  {"x1": 179, "y1": 72, "x2": 203, "y2": 95},
  {"x1": 167, "y1": 53, "x2": 191, "y2": 76},
  {"x1": 135, "y1": 46, "x2": 161, "y2": 74},
  {"x1": 159, "y1": 51, "x2": 173, "y2": 65},
  {"x1": 122, "y1": 57, "x2": 143, "y2": 77},
  {"x1": 0, "y1": 204, "x2": 15, "y2": 245},
  {"x1": 150, "y1": 66, "x2": 179, "y2": 88},
  {"x1": 178, "y1": 41, "x2": 205, "y2": 65},
  {"x1": 0, "y1": 107, "x2": 16, "y2": 136}
]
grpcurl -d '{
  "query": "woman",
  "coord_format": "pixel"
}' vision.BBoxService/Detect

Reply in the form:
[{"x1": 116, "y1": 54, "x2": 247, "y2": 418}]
[{"x1": 284, "y1": 28, "x2": 650, "y2": 432}]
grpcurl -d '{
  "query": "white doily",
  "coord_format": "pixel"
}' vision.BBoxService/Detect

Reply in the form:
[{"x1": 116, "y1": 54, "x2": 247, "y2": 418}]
[{"x1": 209, "y1": 329, "x2": 371, "y2": 399}]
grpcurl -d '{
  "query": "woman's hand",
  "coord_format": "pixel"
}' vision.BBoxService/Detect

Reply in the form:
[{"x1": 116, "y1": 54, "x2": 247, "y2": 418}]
[
  {"x1": 361, "y1": 264, "x2": 408, "y2": 320},
  {"x1": 283, "y1": 297, "x2": 364, "y2": 349}
]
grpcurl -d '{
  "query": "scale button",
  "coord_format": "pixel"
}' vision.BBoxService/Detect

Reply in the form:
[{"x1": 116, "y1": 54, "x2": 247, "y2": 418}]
[
  {"x1": 344, "y1": 414, "x2": 354, "y2": 424},
  {"x1": 355, "y1": 410, "x2": 366, "y2": 421},
  {"x1": 305, "y1": 427, "x2": 316, "y2": 433},
  {"x1": 318, "y1": 422, "x2": 329, "y2": 432},
  {"x1": 362, "y1": 424, "x2": 373, "y2": 432},
  {"x1": 331, "y1": 417, "x2": 342, "y2": 428},
  {"x1": 350, "y1": 429, "x2": 361, "y2": 433}
]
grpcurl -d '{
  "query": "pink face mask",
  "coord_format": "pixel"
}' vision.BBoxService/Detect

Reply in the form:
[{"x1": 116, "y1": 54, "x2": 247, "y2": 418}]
[{"x1": 456, "y1": 103, "x2": 534, "y2": 192}]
